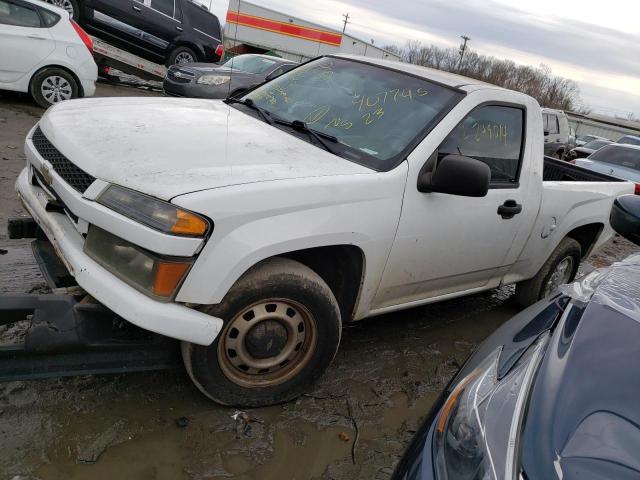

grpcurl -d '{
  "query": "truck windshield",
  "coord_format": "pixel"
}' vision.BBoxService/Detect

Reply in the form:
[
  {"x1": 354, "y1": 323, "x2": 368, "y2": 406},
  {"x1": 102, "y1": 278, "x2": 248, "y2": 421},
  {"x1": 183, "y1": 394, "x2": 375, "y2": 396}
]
[{"x1": 242, "y1": 57, "x2": 463, "y2": 170}]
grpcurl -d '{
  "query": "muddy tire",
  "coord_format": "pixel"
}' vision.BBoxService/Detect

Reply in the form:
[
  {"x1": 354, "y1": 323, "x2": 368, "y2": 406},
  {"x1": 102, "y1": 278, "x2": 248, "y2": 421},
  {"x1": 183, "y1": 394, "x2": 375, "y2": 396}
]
[
  {"x1": 514, "y1": 237, "x2": 581, "y2": 307},
  {"x1": 30, "y1": 68, "x2": 79, "y2": 108},
  {"x1": 182, "y1": 257, "x2": 342, "y2": 407}
]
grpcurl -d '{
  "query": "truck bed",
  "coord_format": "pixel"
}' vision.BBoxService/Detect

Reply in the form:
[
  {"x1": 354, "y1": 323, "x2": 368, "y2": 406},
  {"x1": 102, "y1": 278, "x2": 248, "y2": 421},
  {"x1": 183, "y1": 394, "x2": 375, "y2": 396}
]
[{"x1": 543, "y1": 157, "x2": 625, "y2": 182}]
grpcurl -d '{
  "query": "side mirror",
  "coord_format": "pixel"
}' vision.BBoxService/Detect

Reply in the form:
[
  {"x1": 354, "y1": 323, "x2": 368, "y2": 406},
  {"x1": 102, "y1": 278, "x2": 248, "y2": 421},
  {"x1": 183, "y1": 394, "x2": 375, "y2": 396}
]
[
  {"x1": 611, "y1": 194, "x2": 640, "y2": 246},
  {"x1": 418, "y1": 155, "x2": 490, "y2": 197}
]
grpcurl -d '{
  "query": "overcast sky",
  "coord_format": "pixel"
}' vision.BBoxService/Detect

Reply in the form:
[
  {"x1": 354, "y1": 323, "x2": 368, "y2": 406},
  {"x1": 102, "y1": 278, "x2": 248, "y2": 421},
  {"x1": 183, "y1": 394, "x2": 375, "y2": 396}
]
[{"x1": 208, "y1": 0, "x2": 640, "y2": 119}]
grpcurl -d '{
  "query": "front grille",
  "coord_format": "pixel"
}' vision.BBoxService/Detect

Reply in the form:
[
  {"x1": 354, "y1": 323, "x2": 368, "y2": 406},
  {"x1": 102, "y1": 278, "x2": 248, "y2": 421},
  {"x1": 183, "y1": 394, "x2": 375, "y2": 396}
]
[
  {"x1": 31, "y1": 126, "x2": 95, "y2": 194},
  {"x1": 168, "y1": 68, "x2": 195, "y2": 84}
]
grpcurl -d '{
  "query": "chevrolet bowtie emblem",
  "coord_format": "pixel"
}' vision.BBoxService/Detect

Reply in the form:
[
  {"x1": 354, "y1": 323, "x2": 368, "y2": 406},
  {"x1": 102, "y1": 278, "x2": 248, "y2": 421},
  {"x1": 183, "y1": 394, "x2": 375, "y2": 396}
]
[{"x1": 40, "y1": 164, "x2": 53, "y2": 187}]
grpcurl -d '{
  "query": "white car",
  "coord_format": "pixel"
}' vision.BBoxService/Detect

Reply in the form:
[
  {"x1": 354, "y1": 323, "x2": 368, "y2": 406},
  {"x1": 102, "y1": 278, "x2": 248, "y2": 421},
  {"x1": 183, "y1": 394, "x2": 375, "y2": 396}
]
[
  {"x1": 0, "y1": 0, "x2": 96, "y2": 107},
  {"x1": 16, "y1": 55, "x2": 634, "y2": 406}
]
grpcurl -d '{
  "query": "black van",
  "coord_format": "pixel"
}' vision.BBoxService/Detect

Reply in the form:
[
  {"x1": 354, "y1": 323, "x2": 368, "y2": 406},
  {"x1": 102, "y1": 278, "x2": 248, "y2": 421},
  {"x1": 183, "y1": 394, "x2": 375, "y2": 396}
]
[{"x1": 48, "y1": 0, "x2": 224, "y2": 66}]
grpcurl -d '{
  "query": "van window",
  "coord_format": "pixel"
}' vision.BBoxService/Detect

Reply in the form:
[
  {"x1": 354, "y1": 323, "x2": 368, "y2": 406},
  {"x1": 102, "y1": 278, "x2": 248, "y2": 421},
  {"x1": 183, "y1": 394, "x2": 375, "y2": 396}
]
[
  {"x1": 0, "y1": 0, "x2": 41, "y2": 27},
  {"x1": 546, "y1": 114, "x2": 559, "y2": 134},
  {"x1": 439, "y1": 105, "x2": 525, "y2": 185}
]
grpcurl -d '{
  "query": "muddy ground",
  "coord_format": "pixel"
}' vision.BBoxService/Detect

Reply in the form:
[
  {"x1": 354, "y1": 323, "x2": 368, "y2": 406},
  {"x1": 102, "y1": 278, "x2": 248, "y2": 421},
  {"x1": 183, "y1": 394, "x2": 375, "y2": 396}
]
[{"x1": 1, "y1": 84, "x2": 638, "y2": 480}]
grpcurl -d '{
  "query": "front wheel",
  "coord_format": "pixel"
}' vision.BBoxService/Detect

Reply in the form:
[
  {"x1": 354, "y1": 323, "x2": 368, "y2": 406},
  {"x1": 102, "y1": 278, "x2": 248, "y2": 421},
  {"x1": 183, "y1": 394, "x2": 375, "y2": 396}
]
[
  {"x1": 514, "y1": 237, "x2": 581, "y2": 307},
  {"x1": 182, "y1": 257, "x2": 342, "y2": 407}
]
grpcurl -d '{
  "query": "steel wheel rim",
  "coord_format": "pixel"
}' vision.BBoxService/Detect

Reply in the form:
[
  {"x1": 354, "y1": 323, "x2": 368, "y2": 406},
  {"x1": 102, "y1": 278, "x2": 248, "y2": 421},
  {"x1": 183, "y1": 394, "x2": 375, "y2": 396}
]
[
  {"x1": 218, "y1": 299, "x2": 317, "y2": 388},
  {"x1": 544, "y1": 257, "x2": 574, "y2": 296},
  {"x1": 50, "y1": 0, "x2": 74, "y2": 16},
  {"x1": 175, "y1": 52, "x2": 194, "y2": 64},
  {"x1": 41, "y1": 76, "x2": 72, "y2": 104}
]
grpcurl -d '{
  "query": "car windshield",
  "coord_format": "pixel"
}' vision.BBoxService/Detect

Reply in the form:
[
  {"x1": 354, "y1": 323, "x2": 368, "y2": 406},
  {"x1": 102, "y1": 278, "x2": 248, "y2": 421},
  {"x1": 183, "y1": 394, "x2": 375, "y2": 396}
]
[
  {"x1": 241, "y1": 57, "x2": 463, "y2": 169},
  {"x1": 590, "y1": 146, "x2": 640, "y2": 171},
  {"x1": 223, "y1": 56, "x2": 278, "y2": 74},
  {"x1": 584, "y1": 140, "x2": 610, "y2": 150}
]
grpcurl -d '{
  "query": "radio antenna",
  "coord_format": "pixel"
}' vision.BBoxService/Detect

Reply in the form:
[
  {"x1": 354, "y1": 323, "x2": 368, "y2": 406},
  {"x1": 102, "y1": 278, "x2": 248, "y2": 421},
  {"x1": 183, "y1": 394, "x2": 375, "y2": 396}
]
[{"x1": 227, "y1": 0, "x2": 241, "y2": 98}]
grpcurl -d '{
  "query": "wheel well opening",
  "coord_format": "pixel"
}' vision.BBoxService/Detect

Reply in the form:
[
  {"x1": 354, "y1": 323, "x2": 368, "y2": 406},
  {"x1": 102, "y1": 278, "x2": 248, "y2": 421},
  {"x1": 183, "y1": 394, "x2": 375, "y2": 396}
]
[
  {"x1": 282, "y1": 246, "x2": 365, "y2": 323},
  {"x1": 566, "y1": 223, "x2": 604, "y2": 258},
  {"x1": 30, "y1": 65, "x2": 84, "y2": 97}
]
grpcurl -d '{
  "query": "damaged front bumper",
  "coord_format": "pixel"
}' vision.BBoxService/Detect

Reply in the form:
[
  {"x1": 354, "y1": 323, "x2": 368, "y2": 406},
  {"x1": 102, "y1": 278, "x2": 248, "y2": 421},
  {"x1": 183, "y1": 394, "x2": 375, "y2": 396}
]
[{"x1": 15, "y1": 167, "x2": 222, "y2": 346}]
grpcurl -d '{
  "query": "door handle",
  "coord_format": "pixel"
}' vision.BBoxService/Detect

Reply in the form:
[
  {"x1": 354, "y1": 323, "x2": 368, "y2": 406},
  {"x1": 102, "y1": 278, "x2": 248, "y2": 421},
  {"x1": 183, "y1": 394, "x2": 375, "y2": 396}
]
[
  {"x1": 498, "y1": 200, "x2": 523, "y2": 219},
  {"x1": 176, "y1": 26, "x2": 183, "y2": 31},
  {"x1": 132, "y1": 5, "x2": 141, "y2": 11}
]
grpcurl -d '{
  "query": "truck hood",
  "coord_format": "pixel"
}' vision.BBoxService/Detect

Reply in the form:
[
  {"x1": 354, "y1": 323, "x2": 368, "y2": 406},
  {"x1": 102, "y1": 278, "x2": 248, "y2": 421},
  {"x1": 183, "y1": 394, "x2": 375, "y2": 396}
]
[{"x1": 38, "y1": 97, "x2": 371, "y2": 200}]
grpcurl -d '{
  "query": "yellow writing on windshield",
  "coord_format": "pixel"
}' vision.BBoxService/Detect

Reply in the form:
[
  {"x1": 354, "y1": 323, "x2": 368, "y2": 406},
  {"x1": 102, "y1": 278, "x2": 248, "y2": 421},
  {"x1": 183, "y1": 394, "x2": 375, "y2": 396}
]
[
  {"x1": 464, "y1": 122, "x2": 509, "y2": 145},
  {"x1": 326, "y1": 117, "x2": 353, "y2": 130},
  {"x1": 352, "y1": 87, "x2": 428, "y2": 112},
  {"x1": 304, "y1": 105, "x2": 330, "y2": 124},
  {"x1": 362, "y1": 107, "x2": 385, "y2": 126}
]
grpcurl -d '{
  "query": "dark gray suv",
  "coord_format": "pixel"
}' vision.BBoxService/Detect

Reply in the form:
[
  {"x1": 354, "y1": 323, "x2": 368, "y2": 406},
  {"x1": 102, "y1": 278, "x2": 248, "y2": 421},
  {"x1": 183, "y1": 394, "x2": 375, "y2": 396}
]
[{"x1": 163, "y1": 54, "x2": 298, "y2": 99}]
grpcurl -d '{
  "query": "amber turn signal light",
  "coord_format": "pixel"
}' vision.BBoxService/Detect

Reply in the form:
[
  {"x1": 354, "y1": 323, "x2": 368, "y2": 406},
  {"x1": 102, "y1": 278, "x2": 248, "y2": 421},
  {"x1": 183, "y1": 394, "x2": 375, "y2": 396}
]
[
  {"x1": 153, "y1": 261, "x2": 192, "y2": 298},
  {"x1": 171, "y1": 210, "x2": 209, "y2": 237}
]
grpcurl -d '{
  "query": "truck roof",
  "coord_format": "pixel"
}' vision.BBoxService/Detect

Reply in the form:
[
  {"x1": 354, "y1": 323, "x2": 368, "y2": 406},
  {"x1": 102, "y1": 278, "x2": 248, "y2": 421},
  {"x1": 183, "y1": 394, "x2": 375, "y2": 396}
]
[{"x1": 333, "y1": 54, "x2": 497, "y2": 90}]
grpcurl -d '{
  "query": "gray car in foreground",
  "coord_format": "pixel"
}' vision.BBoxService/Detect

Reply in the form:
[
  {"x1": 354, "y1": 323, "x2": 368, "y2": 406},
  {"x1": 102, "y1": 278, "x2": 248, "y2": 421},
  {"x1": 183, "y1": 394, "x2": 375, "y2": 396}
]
[{"x1": 163, "y1": 54, "x2": 298, "y2": 99}]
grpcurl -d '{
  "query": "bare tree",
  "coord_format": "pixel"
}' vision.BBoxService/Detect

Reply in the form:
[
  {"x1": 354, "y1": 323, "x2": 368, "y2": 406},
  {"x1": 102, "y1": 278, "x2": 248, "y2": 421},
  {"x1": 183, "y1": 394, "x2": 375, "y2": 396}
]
[{"x1": 389, "y1": 41, "x2": 586, "y2": 112}]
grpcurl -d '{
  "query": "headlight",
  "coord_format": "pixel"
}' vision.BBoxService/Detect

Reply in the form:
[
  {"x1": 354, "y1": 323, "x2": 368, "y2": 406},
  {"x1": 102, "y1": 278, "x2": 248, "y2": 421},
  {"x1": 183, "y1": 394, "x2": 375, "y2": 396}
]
[
  {"x1": 98, "y1": 185, "x2": 209, "y2": 237},
  {"x1": 196, "y1": 75, "x2": 230, "y2": 86},
  {"x1": 434, "y1": 334, "x2": 549, "y2": 480},
  {"x1": 84, "y1": 226, "x2": 193, "y2": 300}
]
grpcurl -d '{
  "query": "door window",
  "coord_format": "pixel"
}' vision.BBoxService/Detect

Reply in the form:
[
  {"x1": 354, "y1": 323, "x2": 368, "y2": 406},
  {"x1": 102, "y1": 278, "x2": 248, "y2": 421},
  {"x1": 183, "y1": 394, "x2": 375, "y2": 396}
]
[
  {"x1": 0, "y1": 0, "x2": 41, "y2": 27},
  {"x1": 150, "y1": 0, "x2": 174, "y2": 17},
  {"x1": 547, "y1": 114, "x2": 559, "y2": 134},
  {"x1": 439, "y1": 105, "x2": 525, "y2": 186}
]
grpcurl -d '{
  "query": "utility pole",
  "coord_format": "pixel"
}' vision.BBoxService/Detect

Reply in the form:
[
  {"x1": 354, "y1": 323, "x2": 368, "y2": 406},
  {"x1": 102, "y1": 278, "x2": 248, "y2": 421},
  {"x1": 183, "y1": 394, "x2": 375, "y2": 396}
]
[
  {"x1": 342, "y1": 13, "x2": 350, "y2": 34},
  {"x1": 458, "y1": 35, "x2": 471, "y2": 71}
]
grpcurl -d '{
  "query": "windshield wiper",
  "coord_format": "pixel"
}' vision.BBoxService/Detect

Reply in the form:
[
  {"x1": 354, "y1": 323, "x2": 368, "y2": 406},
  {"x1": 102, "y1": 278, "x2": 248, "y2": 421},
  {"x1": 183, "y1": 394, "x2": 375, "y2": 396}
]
[
  {"x1": 274, "y1": 119, "x2": 339, "y2": 154},
  {"x1": 226, "y1": 97, "x2": 274, "y2": 125}
]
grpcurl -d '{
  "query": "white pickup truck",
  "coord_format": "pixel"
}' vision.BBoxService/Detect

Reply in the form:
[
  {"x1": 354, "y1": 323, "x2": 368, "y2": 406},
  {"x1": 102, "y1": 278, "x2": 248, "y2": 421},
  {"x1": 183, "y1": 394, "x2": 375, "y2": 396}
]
[{"x1": 16, "y1": 55, "x2": 633, "y2": 406}]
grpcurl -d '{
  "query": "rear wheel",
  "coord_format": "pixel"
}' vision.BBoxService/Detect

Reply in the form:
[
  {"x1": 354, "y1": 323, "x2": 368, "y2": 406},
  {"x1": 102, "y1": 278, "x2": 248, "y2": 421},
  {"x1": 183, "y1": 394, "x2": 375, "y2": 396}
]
[
  {"x1": 30, "y1": 68, "x2": 79, "y2": 108},
  {"x1": 167, "y1": 46, "x2": 197, "y2": 66},
  {"x1": 182, "y1": 257, "x2": 342, "y2": 407},
  {"x1": 514, "y1": 237, "x2": 581, "y2": 307}
]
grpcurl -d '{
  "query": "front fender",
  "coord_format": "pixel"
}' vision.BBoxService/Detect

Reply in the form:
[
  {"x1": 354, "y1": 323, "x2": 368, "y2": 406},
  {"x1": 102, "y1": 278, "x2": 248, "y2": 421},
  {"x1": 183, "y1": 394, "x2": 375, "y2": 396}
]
[{"x1": 172, "y1": 167, "x2": 408, "y2": 314}]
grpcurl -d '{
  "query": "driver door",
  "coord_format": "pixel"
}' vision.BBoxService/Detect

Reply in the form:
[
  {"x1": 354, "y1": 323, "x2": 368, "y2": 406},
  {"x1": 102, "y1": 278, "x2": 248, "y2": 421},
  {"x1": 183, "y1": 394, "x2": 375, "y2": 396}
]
[{"x1": 374, "y1": 102, "x2": 535, "y2": 309}]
